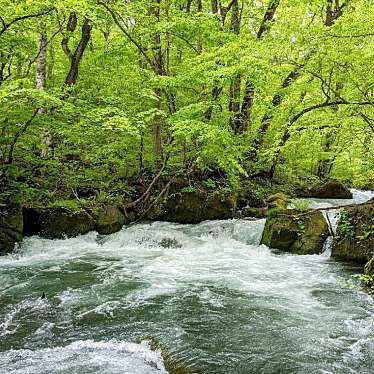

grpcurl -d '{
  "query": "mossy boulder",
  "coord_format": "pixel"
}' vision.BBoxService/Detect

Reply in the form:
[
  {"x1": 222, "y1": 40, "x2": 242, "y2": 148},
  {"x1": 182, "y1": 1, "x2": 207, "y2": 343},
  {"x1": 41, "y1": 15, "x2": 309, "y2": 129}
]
[
  {"x1": 23, "y1": 207, "x2": 95, "y2": 239},
  {"x1": 241, "y1": 207, "x2": 268, "y2": 219},
  {"x1": 261, "y1": 209, "x2": 329, "y2": 255},
  {"x1": 297, "y1": 180, "x2": 352, "y2": 199},
  {"x1": 266, "y1": 193, "x2": 290, "y2": 209},
  {"x1": 148, "y1": 187, "x2": 237, "y2": 224},
  {"x1": 0, "y1": 204, "x2": 23, "y2": 254},
  {"x1": 93, "y1": 206, "x2": 127, "y2": 235},
  {"x1": 332, "y1": 202, "x2": 374, "y2": 263}
]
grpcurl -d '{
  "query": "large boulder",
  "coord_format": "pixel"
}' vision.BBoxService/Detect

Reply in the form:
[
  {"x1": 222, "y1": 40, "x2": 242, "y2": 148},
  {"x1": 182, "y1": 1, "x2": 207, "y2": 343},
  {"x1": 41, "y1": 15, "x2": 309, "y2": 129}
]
[
  {"x1": 297, "y1": 180, "x2": 352, "y2": 199},
  {"x1": 0, "y1": 204, "x2": 23, "y2": 254},
  {"x1": 93, "y1": 206, "x2": 128, "y2": 235},
  {"x1": 332, "y1": 202, "x2": 374, "y2": 263},
  {"x1": 148, "y1": 187, "x2": 237, "y2": 224},
  {"x1": 23, "y1": 207, "x2": 96, "y2": 239},
  {"x1": 261, "y1": 209, "x2": 329, "y2": 255}
]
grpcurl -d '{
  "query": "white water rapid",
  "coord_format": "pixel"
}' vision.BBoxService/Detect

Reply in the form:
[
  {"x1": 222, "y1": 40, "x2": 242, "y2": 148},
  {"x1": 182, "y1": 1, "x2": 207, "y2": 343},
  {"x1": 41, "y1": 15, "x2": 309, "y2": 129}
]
[{"x1": 0, "y1": 191, "x2": 373, "y2": 373}]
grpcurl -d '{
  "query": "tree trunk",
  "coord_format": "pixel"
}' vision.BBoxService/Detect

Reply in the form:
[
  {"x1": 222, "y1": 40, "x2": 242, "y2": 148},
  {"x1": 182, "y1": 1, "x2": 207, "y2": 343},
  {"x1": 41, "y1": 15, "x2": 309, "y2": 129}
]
[
  {"x1": 236, "y1": 0, "x2": 281, "y2": 135},
  {"x1": 228, "y1": 0, "x2": 242, "y2": 133},
  {"x1": 36, "y1": 30, "x2": 47, "y2": 90},
  {"x1": 251, "y1": 68, "x2": 300, "y2": 157},
  {"x1": 149, "y1": 0, "x2": 164, "y2": 159},
  {"x1": 64, "y1": 18, "x2": 92, "y2": 86}
]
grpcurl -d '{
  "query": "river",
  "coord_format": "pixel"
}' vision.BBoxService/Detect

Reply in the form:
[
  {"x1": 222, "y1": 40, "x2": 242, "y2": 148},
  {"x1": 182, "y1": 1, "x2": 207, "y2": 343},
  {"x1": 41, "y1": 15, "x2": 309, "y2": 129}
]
[{"x1": 0, "y1": 191, "x2": 373, "y2": 373}]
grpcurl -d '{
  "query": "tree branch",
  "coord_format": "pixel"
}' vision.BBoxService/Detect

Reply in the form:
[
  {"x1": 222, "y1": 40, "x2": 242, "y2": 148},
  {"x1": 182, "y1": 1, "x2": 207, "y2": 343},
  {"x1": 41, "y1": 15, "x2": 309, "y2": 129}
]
[
  {"x1": 97, "y1": 1, "x2": 154, "y2": 69},
  {"x1": 0, "y1": 8, "x2": 54, "y2": 36},
  {"x1": 268, "y1": 100, "x2": 374, "y2": 179},
  {"x1": 7, "y1": 109, "x2": 39, "y2": 165}
]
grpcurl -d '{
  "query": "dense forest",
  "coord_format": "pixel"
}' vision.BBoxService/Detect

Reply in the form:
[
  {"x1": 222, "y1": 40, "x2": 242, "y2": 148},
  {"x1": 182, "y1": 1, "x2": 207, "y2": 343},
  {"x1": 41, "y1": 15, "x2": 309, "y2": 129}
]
[{"x1": 1, "y1": 0, "x2": 374, "y2": 207}]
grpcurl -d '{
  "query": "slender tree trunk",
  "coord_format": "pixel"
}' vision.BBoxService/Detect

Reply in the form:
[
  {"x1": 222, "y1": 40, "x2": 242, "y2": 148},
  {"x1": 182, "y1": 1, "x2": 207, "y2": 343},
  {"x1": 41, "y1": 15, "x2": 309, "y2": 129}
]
[
  {"x1": 316, "y1": 128, "x2": 339, "y2": 179},
  {"x1": 203, "y1": 0, "x2": 223, "y2": 121},
  {"x1": 211, "y1": 0, "x2": 218, "y2": 14},
  {"x1": 228, "y1": 0, "x2": 242, "y2": 133},
  {"x1": 150, "y1": 0, "x2": 164, "y2": 159},
  {"x1": 315, "y1": 0, "x2": 346, "y2": 177},
  {"x1": 236, "y1": 0, "x2": 281, "y2": 135},
  {"x1": 36, "y1": 24, "x2": 54, "y2": 159},
  {"x1": 257, "y1": 0, "x2": 280, "y2": 39},
  {"x1": 64, "y1": 18, "x2": 92, "y2": 86},
  {"x1": 251, "y1": 68, "x2": 300, "y2": 156},
  {"x1": 36, "y1": 30, "x2": 47, "y2": 90},
  {"x1": 197, "y1": 0, "x2": 203, "y2": 53}
]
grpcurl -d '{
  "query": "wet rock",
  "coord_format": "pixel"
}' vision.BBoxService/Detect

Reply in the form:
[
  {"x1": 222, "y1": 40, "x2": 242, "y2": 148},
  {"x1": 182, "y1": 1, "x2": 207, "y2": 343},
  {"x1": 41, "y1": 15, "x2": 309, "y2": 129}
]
[
  {"x1": 94, "y1": 206, "x2": 127, "y2": 235},
  {"x1": 241, "y1": 207, "x2": 268, "y2": 219},
  {"x1": 148, "y1": 188, "x2": 237, "y2": 224},
  {"x1": 332, "y1": 201, "x2": 374, "y2": 263},
  {"x1": 261, "y1": 209, "x2": 329, "y2": 255},
  {"x1": 266, "y1": 193, "x2": 289, "y2": 209},
  {"x1": 159, "y1": 238, "x2": 182, "y2": 248},
  {"x1": 297, "y1": 180, "x2": 352, "y2": 199},
  {"x1": 0, "y1": 204, "x2": 23, "y2": 253},
  {"x1": 23, "y1": 207, "x2": 95, "y2": 239}
]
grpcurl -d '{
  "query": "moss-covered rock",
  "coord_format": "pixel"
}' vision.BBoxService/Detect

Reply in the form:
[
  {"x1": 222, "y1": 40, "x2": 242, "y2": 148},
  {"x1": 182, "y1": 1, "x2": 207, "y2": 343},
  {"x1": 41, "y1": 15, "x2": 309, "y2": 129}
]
[
  {"x1": 332, "y1": 202, "x2": 374, "y2": 263},
  {"x1": 261, "y1": 209, "x2": 329, "y2": 255},
  {"x1": 0, "y1": 204, "x2": 23, "y2": 254},
  {"x1": 266, "y1": 193, "x2": 290, "y2": 209},
  {"x1": 297, "y1": 180, "x2": 352, "y2": 199},
  {"x1": 241, "y1": 207, "x2": 268, "y2": 219},
  {"x1": 93, "y1": 206, "x2": 127, "y2": 235},
  {"x1": 23, "y1": 207, "x2": 95, "y2": 239},
  {"x1": 147, "y1": 187, "x2": 237, "y2": 224}
]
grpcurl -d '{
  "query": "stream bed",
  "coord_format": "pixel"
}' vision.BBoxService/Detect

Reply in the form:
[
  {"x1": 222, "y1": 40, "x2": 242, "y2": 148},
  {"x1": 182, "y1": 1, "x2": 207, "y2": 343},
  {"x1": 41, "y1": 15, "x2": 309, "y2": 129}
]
[{"x1": 0, "y1": 192, "x2": 373, "y2": 373}]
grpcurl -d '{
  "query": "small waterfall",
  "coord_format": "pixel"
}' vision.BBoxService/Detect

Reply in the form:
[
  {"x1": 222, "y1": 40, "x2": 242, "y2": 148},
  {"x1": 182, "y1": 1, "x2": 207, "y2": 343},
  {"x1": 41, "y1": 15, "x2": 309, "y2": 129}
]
[
  {"x1": 321, "y1": 209, "x2": 340, "y2": 257},
  {"x1": 312, "y1": 189, "x2": 374, "y2": 257},
  {"x1": 321, "y1": 236, "x2": 333, "y2": 257}
]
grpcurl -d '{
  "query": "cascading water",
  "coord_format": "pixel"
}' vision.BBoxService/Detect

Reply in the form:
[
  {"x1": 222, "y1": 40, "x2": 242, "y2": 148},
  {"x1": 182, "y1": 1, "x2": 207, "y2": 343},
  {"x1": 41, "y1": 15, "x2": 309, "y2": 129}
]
[
  {"x1": 0, "y1": 194, "x2": 374, "y2": 373},
  {"x1": 306, "y1": 189, "x2": 374, "y2": 257}
]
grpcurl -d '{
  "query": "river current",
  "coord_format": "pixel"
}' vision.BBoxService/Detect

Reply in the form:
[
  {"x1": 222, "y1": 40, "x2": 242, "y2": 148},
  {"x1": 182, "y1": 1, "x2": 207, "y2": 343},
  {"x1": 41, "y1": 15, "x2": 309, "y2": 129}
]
[{"x1": 0, "y1": 191, "x2": 373, "y2": 373}]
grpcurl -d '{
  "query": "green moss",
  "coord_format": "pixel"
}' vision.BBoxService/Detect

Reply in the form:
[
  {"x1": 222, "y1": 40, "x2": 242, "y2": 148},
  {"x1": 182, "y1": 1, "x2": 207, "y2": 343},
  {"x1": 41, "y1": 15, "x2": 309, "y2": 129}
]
[
  {"x1": 332, "y1": 202, "x2": 374, "y2": 264},
  {"x1": 261, "y1": 210, "x2": 329, "y2": 255}
]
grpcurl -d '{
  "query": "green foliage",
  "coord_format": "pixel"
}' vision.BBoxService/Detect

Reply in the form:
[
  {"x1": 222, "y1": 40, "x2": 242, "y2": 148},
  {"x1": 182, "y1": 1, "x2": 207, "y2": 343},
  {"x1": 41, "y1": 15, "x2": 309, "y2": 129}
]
[
  {"x1": 357, "y1": 220, "x2": 374, "y2": 241},
  {"x1": 292, "y1": 215, "x2": 306, "y2": 235},
  {"x1": 360, "y1": 274, "x2": 374, "y2": 292},
  {"x1": 336, "y1": 211, "x2": 355, "y2": 240},
  {"x1": 289, "y1": 199, "x2": 311, "y2": 212},
  {"x1": 1, "y1": 0, "x2": 374, "y2": 205}
]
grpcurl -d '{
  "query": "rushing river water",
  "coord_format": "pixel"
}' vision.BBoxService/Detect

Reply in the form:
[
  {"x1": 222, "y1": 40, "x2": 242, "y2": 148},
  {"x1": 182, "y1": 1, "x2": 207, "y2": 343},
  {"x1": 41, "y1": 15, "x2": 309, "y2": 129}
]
[{"x1": 1, "y1": 191, "x2": 374, "y2": 373}]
